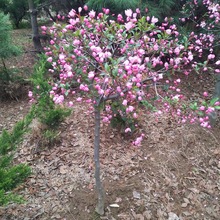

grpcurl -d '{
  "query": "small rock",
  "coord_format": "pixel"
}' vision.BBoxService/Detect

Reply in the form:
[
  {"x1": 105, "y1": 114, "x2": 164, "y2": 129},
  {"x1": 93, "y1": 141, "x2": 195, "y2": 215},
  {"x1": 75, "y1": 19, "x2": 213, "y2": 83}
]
[
  {"x1": 109, "y1": 204, "x2": 119, "y2": 208},
  {"x1": 168, "y1": 212, "x2": 180, "y2": 220},
  {"x1": 181, "y1": 203, "x2": 188, "y2": 208},
  {"x1": 133, "y1": 190, "x2": 141, "y2": 199},
  {"x1": 183, "y1": 198, "x2": 190, "y2": 204}
]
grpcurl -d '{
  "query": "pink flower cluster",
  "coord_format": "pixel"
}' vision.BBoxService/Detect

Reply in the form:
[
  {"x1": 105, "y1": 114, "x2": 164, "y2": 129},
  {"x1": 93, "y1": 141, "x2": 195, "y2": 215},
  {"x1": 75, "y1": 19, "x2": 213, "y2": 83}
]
[{"x1": 39, "y1": 5, "x2": 219, "y2": 146}]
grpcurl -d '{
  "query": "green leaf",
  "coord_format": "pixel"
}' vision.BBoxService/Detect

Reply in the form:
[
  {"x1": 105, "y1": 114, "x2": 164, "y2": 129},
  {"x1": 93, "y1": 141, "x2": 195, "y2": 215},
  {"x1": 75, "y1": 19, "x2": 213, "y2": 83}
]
[
  {"x1": 197, "y1": 111, "x2": 204, "y2": 116},
  {"x1": 112, "y1": 68, "x2": 118, "y2": 77},
  {"x1": 214, "y1": 106, "x2": 220, "y2": 110},
  {"x1": 104, "y1": 63, "x2": 111, "y2": 72},
  {"x1": 190, "y1": 102, "x2": 198, "y2": 110},
  {"x1": 210, "y1": 97, "x2": 219, "y2": 106},
  {"x1": 157, "y1": 34, "x2": 162, "y2": 39},
  {"x1": 74, "y1": 29, "x2": 80, "y2": 37}
]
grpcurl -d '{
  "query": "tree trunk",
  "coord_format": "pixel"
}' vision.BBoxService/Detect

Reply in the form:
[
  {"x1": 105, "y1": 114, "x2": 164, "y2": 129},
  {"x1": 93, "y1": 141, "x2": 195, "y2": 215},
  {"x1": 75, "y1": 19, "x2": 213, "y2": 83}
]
[
  {"x1": 94, "y1": 105, "x2": 104, "y2": 215},
  {"x1": 1, "y1": 58, "x2": 10, "y2": 82},
  {"x1": 28, "y1": 0, "x2": 43, "y2": 52},
  {"x1": 213, "y1": 75, "x2": 220, "y2": 101},
  {"x1": 208, "y1": 75, "x2": 220, "y2": 125}
]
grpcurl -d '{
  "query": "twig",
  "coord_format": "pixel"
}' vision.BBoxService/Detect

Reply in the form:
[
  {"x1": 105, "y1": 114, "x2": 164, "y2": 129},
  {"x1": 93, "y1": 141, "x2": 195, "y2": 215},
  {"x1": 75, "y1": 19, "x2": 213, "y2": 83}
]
[{"x1": 154, "y1": 82, "x2": 164, "y2": 100}]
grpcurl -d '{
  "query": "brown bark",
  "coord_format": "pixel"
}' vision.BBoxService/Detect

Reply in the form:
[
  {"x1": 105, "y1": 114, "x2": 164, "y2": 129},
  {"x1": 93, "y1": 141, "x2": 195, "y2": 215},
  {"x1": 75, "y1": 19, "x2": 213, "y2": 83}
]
[
  {"x1": 28, "y1": 0, "x2": 43, "y2": 52},
  {"x1": 94, "y1": 105, "x2": 104, "y2": 215}
]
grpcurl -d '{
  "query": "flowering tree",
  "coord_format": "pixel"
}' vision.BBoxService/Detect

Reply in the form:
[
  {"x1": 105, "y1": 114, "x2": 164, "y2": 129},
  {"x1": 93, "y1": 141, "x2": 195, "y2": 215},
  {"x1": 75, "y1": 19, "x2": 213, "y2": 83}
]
[
  {"x1": 180, "y1": 0, "x2": 220, "y2": 124},
  {"x1": 37, "y1": 3, "x2": 220, "y2": 215},
  {"x1": 181, "y1": 0, "x2": 220, "y2": 56},
  {"x1": 0, "y1": 12, "x2": 20, "y2": 83}
]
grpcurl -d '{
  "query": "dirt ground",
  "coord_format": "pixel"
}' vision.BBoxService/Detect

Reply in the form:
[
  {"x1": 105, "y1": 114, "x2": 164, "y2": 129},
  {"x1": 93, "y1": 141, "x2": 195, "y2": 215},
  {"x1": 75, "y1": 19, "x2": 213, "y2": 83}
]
[{"x1": 0, "y1": 29, "x2": 219, "y2": 220}]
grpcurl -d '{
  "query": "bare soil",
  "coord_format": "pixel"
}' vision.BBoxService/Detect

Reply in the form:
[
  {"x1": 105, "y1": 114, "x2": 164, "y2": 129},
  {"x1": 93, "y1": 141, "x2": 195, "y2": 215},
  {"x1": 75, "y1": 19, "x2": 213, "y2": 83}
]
[{"x1": 0, "y1": 29, "x2": 219, "y2": 220}]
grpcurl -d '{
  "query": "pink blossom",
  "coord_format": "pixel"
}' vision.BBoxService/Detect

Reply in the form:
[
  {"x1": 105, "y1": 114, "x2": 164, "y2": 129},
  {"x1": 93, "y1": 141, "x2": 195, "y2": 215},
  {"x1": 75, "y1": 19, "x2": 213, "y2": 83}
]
[
  {"x1": 199, "y1": 106, "x2": 205, "y2": 111},
  {"x1": 89, "y1": 10, "x2": 96, "y2": 18},
  {"x1": 208, "y1": 54, "x2": 215, "y2": 59},
  {"x1": 98, "y1": 89, "x2": 104, "y2": 95},
  {"x1": 172, "y1": 95, "x2": 180, "y2": 101},
  {"x1": 69, "y1": 18, "x2": 79, "y2": 26},
  {"x1": 47, "y1": 57, "x2": 52, "y2": 62},
  {"x1": 201, "y1": 121, "x2": 209, "y2": 128},
  {"x1": 103, "y1": 117, "x2": 109, "y2": 123},
  {"x1": 215, "y1": 60, "x2": 220, "y2": 65},
  {"x1": 76, "y1": 97, "x2": 82, "y2": 102},
  {"x1": 78, "y1": 7, "x2": 82, "y2": 13},
  {"x1": 125, "y1": 9, "x2": 132, "y2": 17},
  {"x1": 153, "y1": 44, "x2": 159, "y2": 51},
  {"x1": 28, "y1": 91, "x2": 33, "y2": 98},
  {"x1": 188, "y1": 53, "x2": 193, "y2": 61},
  {"x1": 88, "y1": 71, "x2": 95, "y2": 79},
  {"x1": 126, "y1": 105, "x2": 134, "y2": 113},
  {"x1": 206, "y1": 107, "x2": 215, "y2": 113},
  {"x1": 69, "y1": 9, "x2": 76, "y2": 17},
  {"x1": 203, "y1": 92, "x2": 208, "y2": 97},
  {"x1": 133, "y1": 113, "x2": 138, "y2": 118},
  {"x1": 73, "y1": 39, "x2": 81, "y2": 46},
  {"x1": 125, "y1": 128, "x2": 131, "y2": 133},
  {"x1": 83, "y1": 5, "x2": 88, "y2": 11},
  {"x1": 125, "y1": 22, "x2": 135, "y2": 31},
  {"x1": 50, "y1": 40, "x2": 55, "y2": 45},
  {"x1": 79, "y1": 84, "x2": 89, "y2": 92},
  {"x1": 136, "y1": 8, "x2": 140, "y2": 14},
  {"x1": 164, "y1": 62, "x2": 169, "y2": 70},
  {"x1": 129, "y1": 56, "x2": 141, "y2": 64},
  {"x1": 49, "y1": 91, "x2": 55, "y2": 95},
  {"x1": 104, "y1": 8, "x2": 110, "y2": 15},
  {"x1": 41, "y1": 26, "x2": 47, "y2": 31},
  {"x1": 126, "y1": 82, "x2": 133, "y2": 89},
  {"x1": 133, "y1": 134, "x2": 144, "y2": 146},
  {"x1": 68, "y1": 101, "x2": 73, "y2": 107},
  {"x1": 158, "y1": 74, "x2": 163, "y2": 79},
  {"x1": 67, "y1": 71, "x2": 73, "y2": 78},
  {"x1": 195, "y1": 39, "x2": 202, "y2": 45},
  {"x1": 59, "y1": 54, "x2": 65, "y2": 61},
  {"x1": 53, "y1": 95, "x2": 64, "y2": 104},
  {"x1": 166, "y1": 29, "x2": 172, "y2": 34},
  {"x1": 122, "y1": 100, "x2": 128, "y2": 106},
  {"x1": 151, "y1": 16, "x2": 158, "y2": 24},
  {"x1": 117, "y1": 14, "x2": 123, "y2": 22},
  {"x1": 116, "y1": 86, "x2": 121, "y2": 92}
]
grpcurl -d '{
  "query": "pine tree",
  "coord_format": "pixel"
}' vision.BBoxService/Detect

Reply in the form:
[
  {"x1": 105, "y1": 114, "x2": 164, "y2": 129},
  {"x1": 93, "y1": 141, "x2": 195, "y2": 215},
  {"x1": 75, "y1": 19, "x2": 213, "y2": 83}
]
[
  {"x1": 0, "y1": 114, "x2": 32, "y2": 206},
  {"x1": 0, "y1": 12, "x2": 20, "y2": 81},
  {"x1": 0, "y1": 0, "x2": 28, "y2": 28},
  {"x1": 86, "y1": 0, "x2": 139, "y2": 14},
  {"x1": 86, "y1": 0, "x2": 183, "y2": 21},
  {"x1": 142, "y1": 0, "x2": 183, "y2": 19}
]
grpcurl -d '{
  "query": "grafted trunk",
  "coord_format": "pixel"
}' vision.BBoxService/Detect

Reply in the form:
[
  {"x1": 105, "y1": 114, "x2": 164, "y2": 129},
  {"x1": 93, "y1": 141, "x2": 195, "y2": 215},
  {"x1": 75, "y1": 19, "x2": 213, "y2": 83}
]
[
  {"x1": 28, "y1": 0, "x2": 43, "y2": 52},
  {"x1": 94, "y1": 105, "x2": 104, "y2": 215}
]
